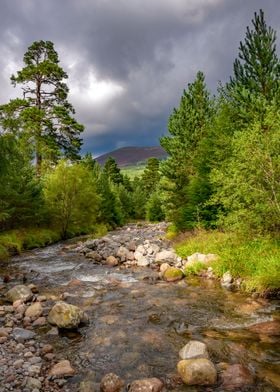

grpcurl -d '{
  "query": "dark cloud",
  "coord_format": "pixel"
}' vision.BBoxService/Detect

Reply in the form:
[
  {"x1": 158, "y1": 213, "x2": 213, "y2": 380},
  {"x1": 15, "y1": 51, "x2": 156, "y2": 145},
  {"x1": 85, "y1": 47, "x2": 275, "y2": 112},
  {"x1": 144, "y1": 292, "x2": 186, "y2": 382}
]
[{"x1": 0, "y1": 0, "x2": 280, "y2": 156}]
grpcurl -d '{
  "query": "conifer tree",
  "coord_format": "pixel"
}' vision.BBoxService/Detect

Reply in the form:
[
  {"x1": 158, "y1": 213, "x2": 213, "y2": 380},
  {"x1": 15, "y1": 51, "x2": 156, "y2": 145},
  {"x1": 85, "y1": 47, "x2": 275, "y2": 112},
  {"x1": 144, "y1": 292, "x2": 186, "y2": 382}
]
[
  {"x1": 103, "y1": 157, "x2": 123, "y2": 185},
  {"x1": 0, "y1": 40, "x2": 84, "y2": 175}
]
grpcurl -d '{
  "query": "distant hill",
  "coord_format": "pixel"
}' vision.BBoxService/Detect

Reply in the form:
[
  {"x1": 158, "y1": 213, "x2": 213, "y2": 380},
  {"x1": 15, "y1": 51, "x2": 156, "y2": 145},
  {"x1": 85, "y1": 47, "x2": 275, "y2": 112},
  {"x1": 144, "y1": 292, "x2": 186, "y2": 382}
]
[{"x1": 95, "y1": 146, "x2": 168, "y2": 167}]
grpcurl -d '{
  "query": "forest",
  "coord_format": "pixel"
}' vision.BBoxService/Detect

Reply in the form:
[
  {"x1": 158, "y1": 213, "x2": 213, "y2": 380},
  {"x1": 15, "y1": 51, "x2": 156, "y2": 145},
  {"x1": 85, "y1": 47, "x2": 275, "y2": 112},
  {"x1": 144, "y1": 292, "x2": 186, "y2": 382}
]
[{"x1": 0, "y1": 10, "x2": 279, "y2": 294}]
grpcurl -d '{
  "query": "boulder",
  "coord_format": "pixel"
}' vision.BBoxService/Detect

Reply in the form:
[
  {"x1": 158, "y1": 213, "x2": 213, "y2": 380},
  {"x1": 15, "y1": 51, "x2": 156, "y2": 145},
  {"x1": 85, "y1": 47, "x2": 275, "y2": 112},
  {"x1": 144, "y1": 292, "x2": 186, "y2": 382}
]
[
  {"x1": 163, "y1": 267, "x2": 184, "y2": 282},
  {"x1": 136, "y1": 255, "x2": 150, "y2": 267},
  {"x1": 106, "y1": 256, "x2": 119, "y2": 267},
  {"x1": 159, "y1": 263, "x2": 170, "y2": 275},
  {"x1": 155, "y1": 250, "x2": 177, "y2": 264},
  {"x1": 47, "y1": 301, "x2": 88, "y2": 329},
  {"x1": 25, "y1": 302, "x2": 43, "y2": 319},
  {"x1": 177, "y1": 358, "x2": 217, "y2": 385},
  {"x1": 129, "y1": 378, "x2": 163, "y2": 392},
  {"x1": 49, "y1": 360, "x2": 75, "y2": 377},
  {"x1": 221, "y1": 364, "x2": 254, "y2": 390},
  {"x1": 6, "y1": 285, "x2": 33, "y2": 303},
  {"x1": 117, "y1": 246, "x2": 130, "y2": 260},
  {"x1": 100, "y1": 373, "x2": 124, "y2": 392},
  {"x1": 179, "y1": 340, "x2": 209, "y2": 360}
]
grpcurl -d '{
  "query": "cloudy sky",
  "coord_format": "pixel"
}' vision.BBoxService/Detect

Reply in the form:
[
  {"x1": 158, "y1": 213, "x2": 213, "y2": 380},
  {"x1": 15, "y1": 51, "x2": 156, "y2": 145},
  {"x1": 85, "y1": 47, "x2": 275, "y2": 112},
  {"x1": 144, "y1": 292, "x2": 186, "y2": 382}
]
[{"x1": 0, "y1": 0, "x2": 280, "y2": 156}]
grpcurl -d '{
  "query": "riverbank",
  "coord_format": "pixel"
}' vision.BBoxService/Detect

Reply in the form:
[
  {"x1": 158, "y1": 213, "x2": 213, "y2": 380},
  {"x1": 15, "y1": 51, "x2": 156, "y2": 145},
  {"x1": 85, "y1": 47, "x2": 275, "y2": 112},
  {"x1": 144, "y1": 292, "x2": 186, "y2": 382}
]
[
  {"x1": 0, "y1": 225, "x2": 108, "y2": 262},
  {"x1": 172, "y1": 229, "x2": 280, "y2": 295}
]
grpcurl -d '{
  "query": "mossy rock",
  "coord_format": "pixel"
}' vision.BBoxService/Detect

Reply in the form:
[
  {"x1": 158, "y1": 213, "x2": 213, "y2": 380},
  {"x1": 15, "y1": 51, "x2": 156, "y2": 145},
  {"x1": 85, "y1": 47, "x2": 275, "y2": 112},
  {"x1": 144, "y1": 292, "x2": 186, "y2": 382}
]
[{"x1": 163, "y1": 267, "x2": 184, "y2": 282}]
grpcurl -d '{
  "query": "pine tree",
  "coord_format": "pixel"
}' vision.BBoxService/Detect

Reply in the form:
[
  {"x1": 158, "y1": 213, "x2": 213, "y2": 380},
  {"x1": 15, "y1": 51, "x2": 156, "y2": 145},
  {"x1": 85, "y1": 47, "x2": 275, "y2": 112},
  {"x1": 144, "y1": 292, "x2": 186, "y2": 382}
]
[
  {"x1": 160, "y1": 71, "x2": 214, "y2": 229},
  {"x1": 226, "y1": 9, "x2": 280, "y2": 125},
  {"x1": 141, "y1": 158, "x2": 160, "y2": 195},
  {"x1": 103, "y1": 157, "x2": 124, "y2": 185},
  {"x1": 0, "y1": 41, "x2": 84, "y2": 175}
]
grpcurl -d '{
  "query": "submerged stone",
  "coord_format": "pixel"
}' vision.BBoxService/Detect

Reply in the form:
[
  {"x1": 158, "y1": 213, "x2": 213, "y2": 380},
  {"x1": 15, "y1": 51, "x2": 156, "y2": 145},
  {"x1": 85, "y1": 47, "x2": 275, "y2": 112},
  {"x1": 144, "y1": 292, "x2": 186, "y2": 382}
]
[
  {"x1": 179, "y1": 340, "x2": 209, "y2": 360},
  {"x1": 177, "y1": 358, "x2": 217, "y2": 385},
  {"x1": 47, "y1": 301, "x2": 88, "y2": 329},
  {"x1": 6, "y1": 285, "x2": 33, "y2": 303},
  {"x1": 163, "y1": 267, "x2": 184, "y2": 282}
]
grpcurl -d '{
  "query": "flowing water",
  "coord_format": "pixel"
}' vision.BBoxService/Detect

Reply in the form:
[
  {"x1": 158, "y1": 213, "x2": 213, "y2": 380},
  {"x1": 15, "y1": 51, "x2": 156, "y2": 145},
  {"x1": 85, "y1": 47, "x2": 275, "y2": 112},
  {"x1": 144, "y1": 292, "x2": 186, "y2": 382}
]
[{"x1": 1, "y1": 225, "x2": 279, "y2": 391}]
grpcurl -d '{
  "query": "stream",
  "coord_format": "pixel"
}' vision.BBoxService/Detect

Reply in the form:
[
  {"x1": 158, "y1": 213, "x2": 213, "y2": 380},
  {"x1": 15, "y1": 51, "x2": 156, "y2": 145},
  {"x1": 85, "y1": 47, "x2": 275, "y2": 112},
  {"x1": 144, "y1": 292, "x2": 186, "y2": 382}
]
[{"x1": 0, "y1": 223, "x2": 279, "y2": 391}]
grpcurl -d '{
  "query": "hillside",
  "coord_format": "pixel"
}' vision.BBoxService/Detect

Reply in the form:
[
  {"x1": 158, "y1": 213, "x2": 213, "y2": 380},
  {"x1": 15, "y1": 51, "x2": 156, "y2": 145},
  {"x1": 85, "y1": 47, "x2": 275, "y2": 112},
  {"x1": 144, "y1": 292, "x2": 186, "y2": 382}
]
[{"x1": 95, "y1": 146, "x2": 168, "y2": 167}]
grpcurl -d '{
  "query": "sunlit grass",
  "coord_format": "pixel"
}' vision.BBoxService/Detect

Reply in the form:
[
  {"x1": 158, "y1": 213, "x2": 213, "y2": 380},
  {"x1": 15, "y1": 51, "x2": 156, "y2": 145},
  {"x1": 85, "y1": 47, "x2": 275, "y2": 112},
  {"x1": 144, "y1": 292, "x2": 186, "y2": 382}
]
[{"x1": 174, "y1": 230, "x2": 280, "y2": 293}]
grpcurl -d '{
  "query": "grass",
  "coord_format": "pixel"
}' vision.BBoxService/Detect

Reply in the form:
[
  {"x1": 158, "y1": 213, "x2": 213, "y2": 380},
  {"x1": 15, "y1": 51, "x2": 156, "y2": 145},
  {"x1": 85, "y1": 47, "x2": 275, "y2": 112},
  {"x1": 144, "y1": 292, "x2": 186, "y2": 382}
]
[
  {"x1": 173, "y1": 229, "x2": 280, "y2": 294},
  {"x1": 121, "y1": 164, "x2": 145, "y2": 178}
]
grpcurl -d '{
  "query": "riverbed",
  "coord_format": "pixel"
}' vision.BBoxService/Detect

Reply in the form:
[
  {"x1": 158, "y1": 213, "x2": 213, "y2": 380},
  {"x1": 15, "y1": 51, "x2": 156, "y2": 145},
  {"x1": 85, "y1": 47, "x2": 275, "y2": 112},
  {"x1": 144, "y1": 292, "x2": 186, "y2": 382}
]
[{"x1": 0, "y1": 223, "x2": 279, "y2": 391}]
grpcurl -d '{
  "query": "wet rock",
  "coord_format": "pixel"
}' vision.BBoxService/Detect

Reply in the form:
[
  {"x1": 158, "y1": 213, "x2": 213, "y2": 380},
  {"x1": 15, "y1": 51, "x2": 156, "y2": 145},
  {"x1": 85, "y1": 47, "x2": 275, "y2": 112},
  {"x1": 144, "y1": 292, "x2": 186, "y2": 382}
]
[
  {"x1": 163, "y1": 267, "x2": 184, "y2": 282},
  {"x1": 25, "y1": 302, "x2": 43, "y2": 319},
  {"x1": 221, "y1": 271, "x2": 233, "y2": 284},
  {"x1": 12, "y1": 327, "x2": 36, "y2": 342},
  {"x1": 179, "y1": 340, "x2": 209, "y2": 360},
  {"x1": 49, "y1": 359, "x2": 75, "y2": 377},
  {"x1": 28, "y1": 283, "x2": 39, "y2": 293},
  {"x1": 80, "y1": 379, "x2": 96, "y2": 392},
  {"x1": 106, "y1": 256, "x2": 119, "y2": 267},
  {"x1": 159, "y1": 263, "x2": 170, "y2": 276},
  {"x1": 0, "y1": 327, "x2": 9, "y2": 337},
  {"x1": 128, "y1": 241, "x2": 136, "y2": 251},
  {"x1": 100, "y1": 373, "x2": 124, "y2": 392},
  {"x1": 248, "y1": 320, "x2": 280, "y2": 336},
  {"x1": 177, "y1": 358, "x2": 217, "y2": 385},
  {"x1": 6, "y1": 285, "x2": 33, "y2": 303},
  {"x1": 26, "y1": 377, "x2": 42, "y2": 389},
  {"x1": 155, "y1": 250, "x2": 177, "y2": 264},
  {"x1": 41, "y1": 344, "x2": 53, "y2": 354},
  {"x1": 221, "y1": 364, "x2": 254, "y2": 390},
  {"x1": 128, "y1": 378, "x2": 163, "y2": 392},
  {"x1": 48, "y1": 301, "x2": 88, "y2": 329},
  {"x1": 33, "y1": 316, "x2": 47, "y2": 326}
]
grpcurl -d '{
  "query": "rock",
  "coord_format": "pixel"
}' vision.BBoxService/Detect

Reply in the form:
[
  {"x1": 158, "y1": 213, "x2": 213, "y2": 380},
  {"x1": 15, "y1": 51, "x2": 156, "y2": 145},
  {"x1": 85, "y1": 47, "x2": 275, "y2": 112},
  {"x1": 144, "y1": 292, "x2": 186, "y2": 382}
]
[
  {"x1": 249, "y1": 320, "x2": 280, "y2": 336},
  {"x1": 179, "y1": 340, "x2": 209, "y2": 360},
  {"x1": 49, "y1": 360, "x2": 75, "y2": 377},
  {"x1": 41, "y1": 344, "x2": 53, "y2": 354},
  {"x1": 128, "y1": 241, "x2": 136, "y2": 251},
  {"x1": 13, "y1": 299, "x2": 23, "y2": 309},
  {"x1": 221, "y1": 271, "x2": 233, "y2": 284},
  {"x1": 155, "y1": 250, "x2": 177, "y2": 264},
  {"x1": 25, "y1": 302, "x2": 43, "y2": 319},
  {"x1": 159, "y1": 263, "x2": 170, "y2": 276},
  {"x1": 135, "y1": 245, "x2": 146, "y2": 256},
  {"x1": 163, "y1": 267, "x2": 184, "y2": 282},
  {"x1": 86, "y1": 251, "x2": 102, "y2": 262},
  {"x1": 28, "y1": 283, "x2": 39, "y2": 293},
  {"x1": 117, "y1": 246, "x2": 130, "y2": 260},
  {"x1": 33, "y1": 316, "x2": 47, "y2": 326},
  {"x1": 129, "y1": 378, "x2": 164, "y2": 392},
  {"x1": 100, "y1": 373, "x2": 124, "y2": 392},
  {"x1": 48, "y1": 301, "x2": 88, "y2": 329},
  {"x1": 136, "y1": 255, "x2": 150, "y2": 267},
  {"x1": 79, "y1": 380, "x2": 96, "y2": 392},
  {"x1": 12, "y1": 328, "x2": 36, "y2": 342},
  {"x1": 177, "y1": 358, "x2": 217, "y2": 385},
  {"x1": 106, "y1": 256, "x2": 119, "y2": 267},
  {"x1": 6, "y1": 285, "x2": 33, "y2": 303},
  {"x1": 26, "y1": 377, "x2": 42, "y2": 389},
  {"x1": 221, "y1": 364, "x2": 254, "y2": 390},
  {"x1": 186, "y1": 253, "x2": 217, "y2": 266},
  {"x1": 0, "y1": 327, "x2": 9, "y2": 337}
]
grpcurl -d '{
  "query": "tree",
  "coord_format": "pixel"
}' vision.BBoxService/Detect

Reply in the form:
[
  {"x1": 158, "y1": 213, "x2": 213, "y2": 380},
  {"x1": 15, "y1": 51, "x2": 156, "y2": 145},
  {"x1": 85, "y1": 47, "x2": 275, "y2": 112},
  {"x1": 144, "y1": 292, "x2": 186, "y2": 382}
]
[
  {"x1": 160, "y1": 71, "x2": 214, "y2": 229},
  {"x1": 0, "y1": 40, "x2": 84, "y2": 175},
  {"x1": 225, "y1": 9, "x2": 280, "y2": 126},
  {"x1": 141, "y1": 158, "x2": 160, "y2": 195},
  {"x1": 44, "y1": 161, "x2": 100, "y2": 237},
  {"x1": 0, "y1": 133, "x2": 44, "y2": 230},
  {"x1": 103, "y1": 157, "x2": 123, "y2": 185}
]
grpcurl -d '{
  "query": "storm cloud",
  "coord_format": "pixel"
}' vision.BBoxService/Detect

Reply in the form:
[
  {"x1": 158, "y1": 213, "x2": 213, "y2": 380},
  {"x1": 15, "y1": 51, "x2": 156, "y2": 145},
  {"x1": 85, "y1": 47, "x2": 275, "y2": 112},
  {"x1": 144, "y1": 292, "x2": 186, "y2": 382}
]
[{"x1": 0, "y1": 0, "x2": 280, "y2": 155}]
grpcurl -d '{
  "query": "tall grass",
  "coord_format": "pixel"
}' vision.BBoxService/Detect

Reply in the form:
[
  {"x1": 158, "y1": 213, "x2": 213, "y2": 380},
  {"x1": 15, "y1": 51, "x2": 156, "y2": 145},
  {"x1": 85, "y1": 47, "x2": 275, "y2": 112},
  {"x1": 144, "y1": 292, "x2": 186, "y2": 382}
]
[{"x1": 174, "y1": 230, "x2": 280, "y2": 293}]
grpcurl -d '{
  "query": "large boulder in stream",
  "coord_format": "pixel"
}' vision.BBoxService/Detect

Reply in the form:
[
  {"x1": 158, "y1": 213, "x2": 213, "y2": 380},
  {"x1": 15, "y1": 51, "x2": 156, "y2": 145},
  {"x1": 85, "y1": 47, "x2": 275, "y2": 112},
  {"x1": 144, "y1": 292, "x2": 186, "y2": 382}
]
[
  {"x1": 47, "y1": 301, "x2": 88, "y2": 329},
  {"x1": 177, "y1": 358, "x2": 217, "y2": 385},
  {"x1": 221, "y1": 364, "x2": 254, "y2": 390},
  {"x1": 6, "y1": 285, "x2": 33, "y2": 303}
]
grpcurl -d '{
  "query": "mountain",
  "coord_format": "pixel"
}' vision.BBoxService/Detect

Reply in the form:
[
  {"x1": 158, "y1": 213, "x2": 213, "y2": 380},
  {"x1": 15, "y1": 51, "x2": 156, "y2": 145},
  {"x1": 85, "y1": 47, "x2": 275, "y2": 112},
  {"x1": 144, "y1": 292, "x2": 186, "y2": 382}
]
[{"x1": 95, "y1": 146, "x2": 168, "y2": 167}]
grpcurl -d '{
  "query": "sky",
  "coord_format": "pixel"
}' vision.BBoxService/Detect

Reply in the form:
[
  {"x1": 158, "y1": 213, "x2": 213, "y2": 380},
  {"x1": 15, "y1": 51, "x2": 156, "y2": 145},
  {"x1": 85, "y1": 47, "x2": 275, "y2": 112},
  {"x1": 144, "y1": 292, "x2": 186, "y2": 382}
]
[{"x1": 0, "y1": 0, "x2": 280, "y2": 156}]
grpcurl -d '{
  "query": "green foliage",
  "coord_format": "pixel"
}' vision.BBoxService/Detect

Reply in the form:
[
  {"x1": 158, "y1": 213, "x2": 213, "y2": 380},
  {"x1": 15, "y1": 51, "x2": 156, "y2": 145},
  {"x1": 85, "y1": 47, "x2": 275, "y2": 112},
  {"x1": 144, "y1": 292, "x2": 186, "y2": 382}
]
[
  {"x1": 44, "y1": 160, "x2": 100, "y2": 237},
  {"x1": 175, "y1": 230, "x2": 280, "y2": 293},
  {"x1": 160, "y1": 71, "x2": 214, "y2": 230},
  {"x1": 104, "y1": 157, "x2": 124, "y2": 185},
  {"x1": 145, "y1": 192, "x2": 165, "y2": 222},
  {"x1": 141, "y1": 158, "x2": 160, "y2": 194},
  {"x1": 0, "y1": 40, "x2": 83, "y2": 174},
  {"x1": 0, "y1": 133, "x2": 44, "y2": 230}
]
